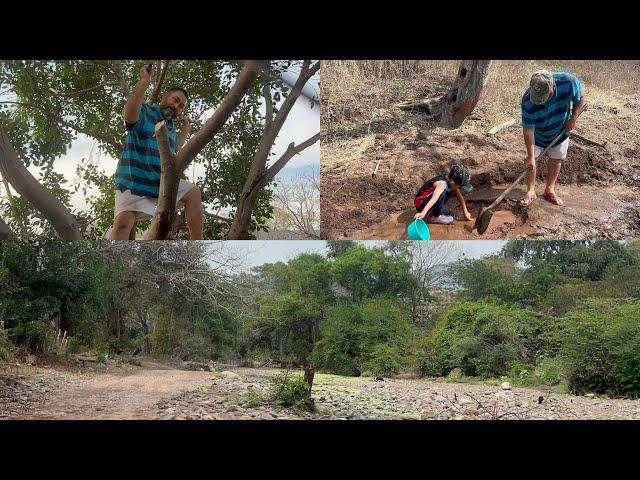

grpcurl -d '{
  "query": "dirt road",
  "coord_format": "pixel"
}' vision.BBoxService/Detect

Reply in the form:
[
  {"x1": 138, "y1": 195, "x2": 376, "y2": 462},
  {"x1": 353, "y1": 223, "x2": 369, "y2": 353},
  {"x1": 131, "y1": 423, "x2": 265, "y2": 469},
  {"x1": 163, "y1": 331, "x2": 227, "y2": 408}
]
[{"x1": 3, "y1": 361, "x2": 640, "y2": 420}]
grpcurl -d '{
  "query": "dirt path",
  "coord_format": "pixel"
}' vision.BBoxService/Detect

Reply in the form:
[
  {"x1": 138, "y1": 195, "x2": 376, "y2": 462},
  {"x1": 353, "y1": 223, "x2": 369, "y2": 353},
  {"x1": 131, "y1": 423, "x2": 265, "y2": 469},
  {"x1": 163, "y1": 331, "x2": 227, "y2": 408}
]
[
  {"x1": 321, "y1": 121, "x2": 640, "y2": 240},
  {"x1": 16, "y1": 359, "x2": 213, "y2": 420},
  {"x1": 5, "y1": 362, "x2": 640, "y2": 420}
]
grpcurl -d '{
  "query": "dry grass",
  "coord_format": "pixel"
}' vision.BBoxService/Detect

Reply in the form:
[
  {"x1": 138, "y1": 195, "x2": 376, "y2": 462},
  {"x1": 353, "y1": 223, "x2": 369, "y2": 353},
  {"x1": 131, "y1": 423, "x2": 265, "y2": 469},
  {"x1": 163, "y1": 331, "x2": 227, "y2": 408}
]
[{"x1": 321, "y1": 60, "x2": 640, "y2": 143}]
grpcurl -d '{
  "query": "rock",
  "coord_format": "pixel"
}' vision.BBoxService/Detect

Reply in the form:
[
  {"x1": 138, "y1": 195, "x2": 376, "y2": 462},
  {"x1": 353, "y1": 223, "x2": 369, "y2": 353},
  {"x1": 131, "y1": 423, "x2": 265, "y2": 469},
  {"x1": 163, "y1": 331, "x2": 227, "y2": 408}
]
[
  {"x1": 501, "y1": 382, "x2": 512, "y2": 390},
  {"x1": 220, "y1": 371, "x2": 240, "y2": 379},
  {"x1": 586, "y1": 393, "x2": 595, "y2": 398}
]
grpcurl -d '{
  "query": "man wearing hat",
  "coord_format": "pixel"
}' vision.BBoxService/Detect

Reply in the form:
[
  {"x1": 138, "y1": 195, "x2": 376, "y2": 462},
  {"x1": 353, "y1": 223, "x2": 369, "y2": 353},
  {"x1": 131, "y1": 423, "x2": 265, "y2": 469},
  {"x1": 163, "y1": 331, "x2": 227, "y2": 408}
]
[
  {"x1": 519, "y1": 70, "x2": 585, "y2": 207},
  {"x1": 414, "y1": 164, "x2": 473, "y2": 225}
]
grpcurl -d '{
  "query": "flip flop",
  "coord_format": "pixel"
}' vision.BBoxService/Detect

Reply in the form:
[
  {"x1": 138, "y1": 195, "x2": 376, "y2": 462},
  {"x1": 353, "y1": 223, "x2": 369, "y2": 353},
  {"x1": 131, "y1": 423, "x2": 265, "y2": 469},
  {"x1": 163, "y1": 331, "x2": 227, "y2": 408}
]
[
  {"x1": 544, "y1": 191, "x2": 564, "y2": 206},
  {"x1": 518, "y1": 193, "x2": 537, "y2": 208}
]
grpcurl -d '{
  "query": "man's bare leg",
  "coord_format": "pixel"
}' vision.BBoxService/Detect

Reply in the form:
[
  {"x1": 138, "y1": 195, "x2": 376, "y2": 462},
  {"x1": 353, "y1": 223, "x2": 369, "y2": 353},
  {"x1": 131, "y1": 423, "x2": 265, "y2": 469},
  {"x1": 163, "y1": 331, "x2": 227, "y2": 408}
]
[
  {"x1": 181, "y1": 186, "x2": 204, "y2": 240},
  {"x1": 110, "y1": 211, "x2": 136, "y2": 240},
  {"x1": 544, "y1": 158, "x2": 564, "y2": 205}
]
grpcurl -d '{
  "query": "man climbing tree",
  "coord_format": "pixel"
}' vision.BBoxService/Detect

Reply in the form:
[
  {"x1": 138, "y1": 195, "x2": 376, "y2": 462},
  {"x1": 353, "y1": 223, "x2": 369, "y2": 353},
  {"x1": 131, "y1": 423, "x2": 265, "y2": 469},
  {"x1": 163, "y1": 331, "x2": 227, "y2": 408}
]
[{"x1": 109, "y1": 64, "x2": 203, "y2": 240}]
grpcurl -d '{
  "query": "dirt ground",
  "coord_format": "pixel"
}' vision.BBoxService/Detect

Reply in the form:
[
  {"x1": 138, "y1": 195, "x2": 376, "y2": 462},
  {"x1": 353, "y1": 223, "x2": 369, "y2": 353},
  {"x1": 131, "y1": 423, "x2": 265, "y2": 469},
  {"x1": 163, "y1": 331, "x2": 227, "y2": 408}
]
[
  {"x1": 320, "y1": 62, "x2": 640, "y2": 240},
  {"x1": 3, "y1": 359, "x2": 640, "y2": 420}
]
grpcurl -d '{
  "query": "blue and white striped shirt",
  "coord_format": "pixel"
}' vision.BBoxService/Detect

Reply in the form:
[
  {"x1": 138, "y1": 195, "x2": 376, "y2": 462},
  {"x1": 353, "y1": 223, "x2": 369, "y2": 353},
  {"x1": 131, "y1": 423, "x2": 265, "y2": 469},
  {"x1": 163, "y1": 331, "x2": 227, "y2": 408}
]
[
  {"x1": 115, "y1": 103, "x2": 178, "y2": 198},
  {"x1": 521, "y1": 72, "x2": 582, "y2": 148}
]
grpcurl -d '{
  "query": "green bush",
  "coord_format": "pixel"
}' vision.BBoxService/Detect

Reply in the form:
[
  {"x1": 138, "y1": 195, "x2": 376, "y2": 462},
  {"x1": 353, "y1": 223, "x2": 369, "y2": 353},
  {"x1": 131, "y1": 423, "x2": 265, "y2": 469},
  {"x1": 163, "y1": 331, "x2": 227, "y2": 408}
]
[
  {"x1": 361, "y1": 343, "x2": 404, "y2": 377},
  {"x1": 418, "y1": 301, "x2": 550, "y2": 378},
  {"x1": 311, "y1": 297, "x2": 416, "y2": 377},
  {"x1": 245, "y1": 387, "x2": 264, "y2": 407},
  {"x1": 558, "y1": 299, "x2": 640, "y2": 397},
  {"x1": 269, "y1": 372, "x2": 312, "y2": 411}
]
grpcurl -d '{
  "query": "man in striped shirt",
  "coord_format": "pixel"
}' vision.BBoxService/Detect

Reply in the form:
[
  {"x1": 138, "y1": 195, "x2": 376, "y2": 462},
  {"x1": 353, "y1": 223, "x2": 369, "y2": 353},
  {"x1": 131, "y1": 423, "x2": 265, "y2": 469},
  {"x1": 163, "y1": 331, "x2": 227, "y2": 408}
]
[
  {"x1": 519, "y1": 70, "x2": 585, "y2": 207},
  {"x1": 109, "y1": 64, "x2": 203, "y2": 240}
]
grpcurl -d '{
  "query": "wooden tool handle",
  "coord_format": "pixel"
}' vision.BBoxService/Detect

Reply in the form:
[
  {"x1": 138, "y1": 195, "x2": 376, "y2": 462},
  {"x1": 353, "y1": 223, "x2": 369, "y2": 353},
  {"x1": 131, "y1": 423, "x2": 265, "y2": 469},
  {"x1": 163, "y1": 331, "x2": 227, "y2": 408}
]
[{"x1": 482, "y1": 103, "x2": 589, "y2": 211}]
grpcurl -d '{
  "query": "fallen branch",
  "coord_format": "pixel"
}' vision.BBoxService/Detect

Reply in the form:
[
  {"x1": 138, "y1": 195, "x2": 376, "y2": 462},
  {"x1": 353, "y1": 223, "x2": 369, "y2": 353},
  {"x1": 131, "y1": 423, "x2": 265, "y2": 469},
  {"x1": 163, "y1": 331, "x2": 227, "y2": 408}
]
[
  {"x1": 572, "y1": 132, "x2": 607, "y2": 148},
  {"x1": 372, "y1": 158, "x2": 383, "y2": 177},
  {"x1": 487, "y1": 118, "x2": 516, "y2": 135},
  {"x1": 330, "y1": 182, "x2": 347, "y2": 197}
]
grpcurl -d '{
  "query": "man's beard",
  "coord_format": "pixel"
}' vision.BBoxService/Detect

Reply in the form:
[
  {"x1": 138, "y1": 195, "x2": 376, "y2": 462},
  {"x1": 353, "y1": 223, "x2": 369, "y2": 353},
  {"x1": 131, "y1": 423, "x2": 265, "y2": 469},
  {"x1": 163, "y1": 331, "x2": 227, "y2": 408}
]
[{"x1": 161, "y1": 106, "x2": 175, "y2": 121}]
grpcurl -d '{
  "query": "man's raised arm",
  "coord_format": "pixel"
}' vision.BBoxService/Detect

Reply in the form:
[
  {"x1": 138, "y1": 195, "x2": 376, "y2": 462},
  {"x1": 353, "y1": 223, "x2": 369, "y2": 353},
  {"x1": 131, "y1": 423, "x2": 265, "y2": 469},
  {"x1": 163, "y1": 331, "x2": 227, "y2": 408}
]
[{"x1": 123, "y1": 64, "x2": 152, "y2": 124}]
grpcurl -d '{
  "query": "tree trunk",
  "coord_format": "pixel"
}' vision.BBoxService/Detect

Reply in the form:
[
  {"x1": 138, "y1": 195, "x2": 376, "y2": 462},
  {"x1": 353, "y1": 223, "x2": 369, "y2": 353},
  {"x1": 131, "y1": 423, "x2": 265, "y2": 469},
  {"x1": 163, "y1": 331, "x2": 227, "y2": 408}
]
[
  {"x1": 145, "y1": 61, "x2": 260, "y2": 240},
  {"x1": 0, "y1": 124, "x2": 82, "y2": 240},
  {"x1": 397, "y1": 60, "x2": 492, "y2": 129},
  {"x1": 144, "y1": 120, "x2": 181, "y2": 240},
  {"x1": 0, "y1": 217, "x2": 16, "y2": 240},
  {"x1": 303, "y1": 364, "x2": 315, "y2": 409},
  {"x1": 226, "y1": 60, "x2": 320, "y2": 240}
]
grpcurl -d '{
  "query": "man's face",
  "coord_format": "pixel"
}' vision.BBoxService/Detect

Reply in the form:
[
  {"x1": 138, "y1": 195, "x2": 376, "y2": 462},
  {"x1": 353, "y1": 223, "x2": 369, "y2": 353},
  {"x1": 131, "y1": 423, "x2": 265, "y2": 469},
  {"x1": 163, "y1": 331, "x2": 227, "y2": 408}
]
[{"x1": 160, "y1": 90, "x2": 187, "y2": 120}]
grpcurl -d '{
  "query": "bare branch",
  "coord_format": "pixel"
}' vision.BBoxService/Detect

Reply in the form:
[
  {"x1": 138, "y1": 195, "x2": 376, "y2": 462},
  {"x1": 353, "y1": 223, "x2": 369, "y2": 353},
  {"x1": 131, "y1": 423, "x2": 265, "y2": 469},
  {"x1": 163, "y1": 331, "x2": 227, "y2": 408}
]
[
  {"x1": 264, "y1": 132, "x2": 320, "y2": 184},
  {"x1": 149, "y1": 60, "x2": 170, "y2": 105},
  {"x1": 63, "y1": 82, "x2": 119, "y2": 98},
  {"x1": 0, "y1": 168, "x2": 28, "y2": 237}
]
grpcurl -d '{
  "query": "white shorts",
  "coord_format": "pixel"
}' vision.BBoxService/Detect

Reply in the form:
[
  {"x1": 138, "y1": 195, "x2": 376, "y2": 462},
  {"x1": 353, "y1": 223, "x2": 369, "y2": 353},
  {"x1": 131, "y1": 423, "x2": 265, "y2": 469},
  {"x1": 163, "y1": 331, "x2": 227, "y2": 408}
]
[
  {"x1": 534, "y1": 138, "x2": 569, "y2": 160},
  {"x1": 114, "y1": 179, "x2": 196, "y2": 220}
]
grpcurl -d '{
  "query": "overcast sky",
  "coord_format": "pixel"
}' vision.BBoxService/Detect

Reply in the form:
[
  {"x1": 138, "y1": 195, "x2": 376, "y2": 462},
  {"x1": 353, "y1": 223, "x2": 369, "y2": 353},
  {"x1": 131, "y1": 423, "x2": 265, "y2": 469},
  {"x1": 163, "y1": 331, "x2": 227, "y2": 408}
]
[
  {"x1": 224, "y1": 240, "x2": 505, "y2": 271},
  {"x1": 19, "y1": 64, "x2": 320, "y2": 212}
]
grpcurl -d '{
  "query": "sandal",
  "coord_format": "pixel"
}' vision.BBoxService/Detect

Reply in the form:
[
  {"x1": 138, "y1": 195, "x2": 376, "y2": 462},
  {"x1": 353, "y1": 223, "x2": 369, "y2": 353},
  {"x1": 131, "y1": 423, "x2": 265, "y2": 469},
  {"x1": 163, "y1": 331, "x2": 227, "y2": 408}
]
[
  {"x1": 518, "y1": 193, "x2": 537, "y2": 208},
  {"x1": 544, "y1": 191, "x2": 564, "y2": 206}
]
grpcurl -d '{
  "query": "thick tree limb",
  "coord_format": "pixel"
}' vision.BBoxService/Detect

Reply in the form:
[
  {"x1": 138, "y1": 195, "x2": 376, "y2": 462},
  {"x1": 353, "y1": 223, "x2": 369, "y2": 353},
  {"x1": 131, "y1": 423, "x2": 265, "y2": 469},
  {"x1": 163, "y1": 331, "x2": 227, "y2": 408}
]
[
  {"x1": 176, "y1": 61, "x2": 261, "y2": 169},
  {"x1": 144, "y1": 120, "x2": 181, "y2": 240},
  {"x1": 397, "y1": 60, "x2": 492, "y2": 129},
  {"x1": 0, "y1": 100, "x2": 124, "y2": 151},
  {"x1": 143, "y1": 61, "x2": 261, "y2": 240},
  {"x1": 0, "y1": 124, "x2": 82, "y2": 239},
  {"x1": 0, "y1": 216, "x2": 16, "y2": 240},
  {"x1": 149, "y1": 60, "x2": 170, "y2": 105}
]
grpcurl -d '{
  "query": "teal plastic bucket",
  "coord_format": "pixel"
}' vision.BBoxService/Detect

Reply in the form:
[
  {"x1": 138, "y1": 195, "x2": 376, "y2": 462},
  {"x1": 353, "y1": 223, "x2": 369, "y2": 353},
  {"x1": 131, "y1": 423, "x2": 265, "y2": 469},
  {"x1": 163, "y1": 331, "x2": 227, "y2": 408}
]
[{"x1": 407, "y1": 218, "x2": 430, "y2": 240}]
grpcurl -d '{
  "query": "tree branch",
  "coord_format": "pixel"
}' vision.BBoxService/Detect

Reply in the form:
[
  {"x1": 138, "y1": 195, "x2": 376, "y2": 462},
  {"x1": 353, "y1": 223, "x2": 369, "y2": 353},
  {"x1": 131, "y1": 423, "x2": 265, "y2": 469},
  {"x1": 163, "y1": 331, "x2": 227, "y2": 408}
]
[
  {"x1": 176, "y1": 61, "x2": 261, "y2": 172},
  {"x1": 144, "y1": 120, "x2": 181, "y2": 240},
  {"x1": 264, "y1": 76, "x2": 273, "y2": 130},
  {"x1": 0, "y1": 100, "x2": 124, "y2": 151},
  {"x1": 149, "y1": 60, "x2": 170, "y2": 105},
  {"x1": 111, "y1": 60, "x2": 130, "y2": 98},
  {"x1": 264, "y1": 132, "x2": 320, "y2": 185},
  {"x1": 63, "y1": 82, "x2": 119, "y2": 98},
  {"x1": 0, "y1": 168, "x2": 28, "y2": 237},
  {"x1": 0, "y1": 215, "x2": 16, "y2": 240},
  {"x1": 0, "y1": 123, "x2": 82, "y2": 239}
]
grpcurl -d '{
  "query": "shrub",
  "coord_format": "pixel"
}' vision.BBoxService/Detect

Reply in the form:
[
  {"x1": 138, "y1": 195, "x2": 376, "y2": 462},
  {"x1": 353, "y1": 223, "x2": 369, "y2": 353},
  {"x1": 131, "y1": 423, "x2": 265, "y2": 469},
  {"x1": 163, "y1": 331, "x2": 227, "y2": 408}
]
[
  {"x1": 269, "y1": 372, "x2": 312, "y2": 411},
  {"x1": 245, "y1": 387, "x2": 264, "y2": 407},
  {"x1": 361, "y1": 343, "x2": 404, "y2": 377},
  {"x1": 0, "y1": 321, "x2": 14, "y2": 361},
  {"x1": 558, "y1": 299, "x2": 640, "y2": 398},
  {"x1": 418, "y1": 301, "x2": 551, "y2": 378}
]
